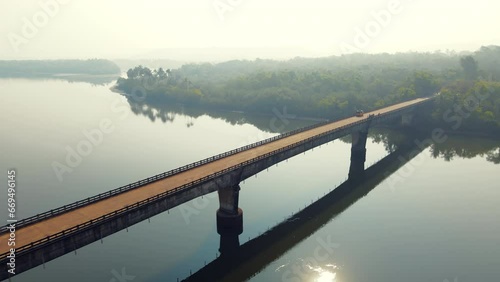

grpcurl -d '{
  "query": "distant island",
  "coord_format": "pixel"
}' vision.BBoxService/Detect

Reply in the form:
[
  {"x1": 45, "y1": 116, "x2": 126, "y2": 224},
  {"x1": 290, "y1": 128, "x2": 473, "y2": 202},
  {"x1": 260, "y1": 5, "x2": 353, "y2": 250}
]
[
  {"x1": 0, "y1": 59, "x2": 121, "y2": 77},
  {"x1": 115, "y1": 46, "x2": 500, "y2": 136}
]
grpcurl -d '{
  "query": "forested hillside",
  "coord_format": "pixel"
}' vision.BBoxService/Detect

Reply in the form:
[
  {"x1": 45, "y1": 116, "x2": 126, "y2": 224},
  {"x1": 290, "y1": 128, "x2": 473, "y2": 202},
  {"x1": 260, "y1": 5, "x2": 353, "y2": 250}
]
[{"x1": 116, "y1": 46, "x2": 500, "y2": 135}]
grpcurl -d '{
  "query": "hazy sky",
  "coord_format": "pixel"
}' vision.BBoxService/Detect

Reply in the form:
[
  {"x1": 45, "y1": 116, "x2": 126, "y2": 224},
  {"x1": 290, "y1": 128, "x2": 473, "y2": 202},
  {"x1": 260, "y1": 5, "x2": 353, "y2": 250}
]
[{"x1": 1, "y1": 0, "x2": 499, "y2": 60}]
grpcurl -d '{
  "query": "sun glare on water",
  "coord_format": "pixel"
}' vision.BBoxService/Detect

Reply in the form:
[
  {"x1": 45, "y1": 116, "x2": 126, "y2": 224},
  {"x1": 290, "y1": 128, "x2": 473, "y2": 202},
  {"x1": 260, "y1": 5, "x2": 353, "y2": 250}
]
[
  {"x1": 309, "y1": 265, "x2": 338, "y2": 282},
  {"x1": 316, "y1": 270, "x2": 336, "y2": 282}
]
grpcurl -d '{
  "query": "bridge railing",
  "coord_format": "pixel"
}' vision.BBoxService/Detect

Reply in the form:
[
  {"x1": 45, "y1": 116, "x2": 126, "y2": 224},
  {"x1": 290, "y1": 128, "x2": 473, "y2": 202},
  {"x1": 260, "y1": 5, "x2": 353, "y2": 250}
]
[
  {"x1": 0, "y1": 98, "x2": 435, "y2": 261},
  {"x1": 0, "y1": 111, "x2": 336, "y2": 233},
  {"x1": 0, "y1": 115, "x2": 362, "y2": 260},
  {"x1": 0, "y1": 98, "x2": 432, "y2": 234}
]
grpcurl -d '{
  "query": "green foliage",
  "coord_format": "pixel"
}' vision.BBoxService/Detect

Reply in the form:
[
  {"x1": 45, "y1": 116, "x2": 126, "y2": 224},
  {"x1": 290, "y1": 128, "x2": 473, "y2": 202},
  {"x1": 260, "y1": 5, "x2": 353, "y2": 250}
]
[
  {"x1": 473, "y1": 45, "x2": 500, "y2": 80},
  {"x1": 432, "y1": 80, "x2": 500, "y2": 134},
  {"x1": 116, "y1": 46, "x2": 500, "y2": 135},
  {"x1": 117, "y1": 66, "x2": 204, "y2": 105},
  {"x1": 460, "y1": 55, "x2": 478, "y2": 80}
]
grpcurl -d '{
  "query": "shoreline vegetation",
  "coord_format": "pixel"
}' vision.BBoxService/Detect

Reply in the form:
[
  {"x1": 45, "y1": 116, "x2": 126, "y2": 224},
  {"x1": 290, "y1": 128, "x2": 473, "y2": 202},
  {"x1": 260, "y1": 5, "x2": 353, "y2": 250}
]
[
  {"x1": 115, "y1": 46, "x2": 500, "y2": 136},
  {"x1": 0, "y1": 59, "x2": 120, "y2": 77},
  {"x1": 110, "y1": 83, "x2": 328, "y2": 123},
  {"x1": 0, "y1": 59, "x2": 121, "y2": 85}
]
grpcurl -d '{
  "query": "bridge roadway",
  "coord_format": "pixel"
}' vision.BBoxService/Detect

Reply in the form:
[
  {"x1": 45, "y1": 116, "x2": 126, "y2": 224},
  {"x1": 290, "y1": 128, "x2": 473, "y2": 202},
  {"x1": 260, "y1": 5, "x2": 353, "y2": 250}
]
[{"x1": 0, "y1": 97, "x2": 430, "y2": 256}]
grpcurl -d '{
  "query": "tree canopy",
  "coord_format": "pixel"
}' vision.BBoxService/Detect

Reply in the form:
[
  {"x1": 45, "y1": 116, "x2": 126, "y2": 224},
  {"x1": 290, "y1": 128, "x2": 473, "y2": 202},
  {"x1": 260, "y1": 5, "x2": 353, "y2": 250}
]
[{"x1": 116, "y1": 46, "x2": 500, "y2": 135}]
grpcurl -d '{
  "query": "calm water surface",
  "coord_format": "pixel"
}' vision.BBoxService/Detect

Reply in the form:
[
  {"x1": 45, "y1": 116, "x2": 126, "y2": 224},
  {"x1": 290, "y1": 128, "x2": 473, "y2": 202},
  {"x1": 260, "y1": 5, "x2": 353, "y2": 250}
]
[{"x1": 0, "y1": 78, "x2": 498, "y2": 282}]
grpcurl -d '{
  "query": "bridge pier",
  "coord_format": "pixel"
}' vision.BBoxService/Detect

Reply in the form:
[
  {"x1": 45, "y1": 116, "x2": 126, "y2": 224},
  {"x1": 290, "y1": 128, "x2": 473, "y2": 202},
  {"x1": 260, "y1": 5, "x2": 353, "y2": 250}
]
[
  {"x1": 216, "y1": 184, "x2": 243, "y2": 235},
  {"x1": 216, "y1": 184, "x2": 243, "y2": 256},
  {"x1": 218, "y1": 231, "x2": 241, "y2": 256},
  {"x1": 349, "y1": 130, "x2": 368, "y2": 181}
]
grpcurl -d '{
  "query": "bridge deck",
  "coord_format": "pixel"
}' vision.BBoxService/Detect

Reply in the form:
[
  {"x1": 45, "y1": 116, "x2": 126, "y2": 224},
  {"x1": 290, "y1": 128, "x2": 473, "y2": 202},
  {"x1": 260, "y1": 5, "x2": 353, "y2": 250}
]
[{"x1": 0, "y1": 98, "x2": 429, "y2": 254}]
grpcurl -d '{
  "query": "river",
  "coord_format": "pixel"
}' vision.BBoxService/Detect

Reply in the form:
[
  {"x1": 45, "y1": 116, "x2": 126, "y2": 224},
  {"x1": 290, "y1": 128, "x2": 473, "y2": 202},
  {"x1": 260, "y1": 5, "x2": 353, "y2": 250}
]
[{"x1": 0, "y1": 78, "x2": 498, "y2": 282}]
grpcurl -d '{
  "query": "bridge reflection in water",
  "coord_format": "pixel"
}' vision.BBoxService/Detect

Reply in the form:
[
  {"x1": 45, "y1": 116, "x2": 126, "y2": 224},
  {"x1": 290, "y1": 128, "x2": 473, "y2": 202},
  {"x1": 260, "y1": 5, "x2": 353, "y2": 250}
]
[
  {"x1": 0, "y1": 97, "x2": 433, "y2": 280},
  {"x1": 185, "y1": 140, "x2": 427, "y2": 282}
]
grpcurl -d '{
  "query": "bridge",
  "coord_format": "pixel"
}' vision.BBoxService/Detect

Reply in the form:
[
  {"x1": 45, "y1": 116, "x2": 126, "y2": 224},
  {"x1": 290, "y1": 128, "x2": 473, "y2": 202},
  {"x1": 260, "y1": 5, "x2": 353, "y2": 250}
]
[{"x1": 0, "y1": 97, "x2": 433, "y2": 280}]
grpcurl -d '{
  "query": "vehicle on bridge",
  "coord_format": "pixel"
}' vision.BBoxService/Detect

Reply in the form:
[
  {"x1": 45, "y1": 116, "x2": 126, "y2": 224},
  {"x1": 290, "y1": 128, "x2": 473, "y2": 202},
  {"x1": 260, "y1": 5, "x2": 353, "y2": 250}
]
[{"x1": 355, "y1": 110, "x2": 364, "y2": 117}]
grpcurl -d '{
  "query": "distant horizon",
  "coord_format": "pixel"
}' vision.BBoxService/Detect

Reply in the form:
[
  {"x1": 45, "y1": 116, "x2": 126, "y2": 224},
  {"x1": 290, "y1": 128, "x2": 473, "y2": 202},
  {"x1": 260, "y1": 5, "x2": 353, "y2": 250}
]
[{"x1": 2, "y1": 45, "x2": 498, "y2": 64}]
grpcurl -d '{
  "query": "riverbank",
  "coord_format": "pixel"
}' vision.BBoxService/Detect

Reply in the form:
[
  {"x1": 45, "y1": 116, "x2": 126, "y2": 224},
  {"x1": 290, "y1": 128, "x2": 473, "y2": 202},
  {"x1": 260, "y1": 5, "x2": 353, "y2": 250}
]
[{"x1": 110, "y1": 84, "x2": 329, "y2": 123}]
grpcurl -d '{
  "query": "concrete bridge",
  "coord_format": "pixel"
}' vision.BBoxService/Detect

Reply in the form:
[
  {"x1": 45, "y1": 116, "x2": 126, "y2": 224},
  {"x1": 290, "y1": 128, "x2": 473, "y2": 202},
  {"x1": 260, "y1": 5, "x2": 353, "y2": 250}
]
[{"x1": 0, "y1": 97, "x2": 433, "y2": 280}]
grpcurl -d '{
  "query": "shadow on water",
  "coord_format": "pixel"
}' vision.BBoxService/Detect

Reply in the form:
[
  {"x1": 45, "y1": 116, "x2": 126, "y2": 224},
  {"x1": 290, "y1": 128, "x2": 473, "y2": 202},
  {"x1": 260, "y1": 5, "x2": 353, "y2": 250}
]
[
  {"x1": 184, "y1": 139, "x2": 428, "y2": 282},
  {"x1": 124, "y1": 98, "x2": 318, "y2": 134}
]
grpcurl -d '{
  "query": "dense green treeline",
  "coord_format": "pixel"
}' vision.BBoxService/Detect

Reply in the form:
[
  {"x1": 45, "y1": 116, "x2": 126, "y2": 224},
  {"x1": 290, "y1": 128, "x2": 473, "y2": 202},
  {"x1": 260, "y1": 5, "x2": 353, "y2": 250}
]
[
  {"x1": 431, "y1": 80, "x2": 500, "y2": 133},
  {"x1": 0, "y1": 59, "x2": 121, "y2": 76},
  {"x1": 116, "y1": 46, "x2": 500, "y2": 135}
]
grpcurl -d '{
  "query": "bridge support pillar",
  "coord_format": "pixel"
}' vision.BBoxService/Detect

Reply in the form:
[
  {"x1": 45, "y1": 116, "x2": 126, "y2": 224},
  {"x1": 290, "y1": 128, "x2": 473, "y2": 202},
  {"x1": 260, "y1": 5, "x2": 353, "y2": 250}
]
[
  {"x1": 349, "y1": 131, "x2": 367, "y2": 181},
  {"x1": 216, "y1": 184, "x2": 243, "y2": 256},
  {"x1": 216, "y1": 184, "x2": 243, "y2": 236}
]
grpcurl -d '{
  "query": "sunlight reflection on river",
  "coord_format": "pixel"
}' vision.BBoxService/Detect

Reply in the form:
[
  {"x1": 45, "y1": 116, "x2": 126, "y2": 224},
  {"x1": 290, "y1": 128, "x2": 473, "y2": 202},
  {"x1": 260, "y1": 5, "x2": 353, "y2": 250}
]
[{"x1": 277, "y1": 259, "x2": 340, "y2": 282}]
